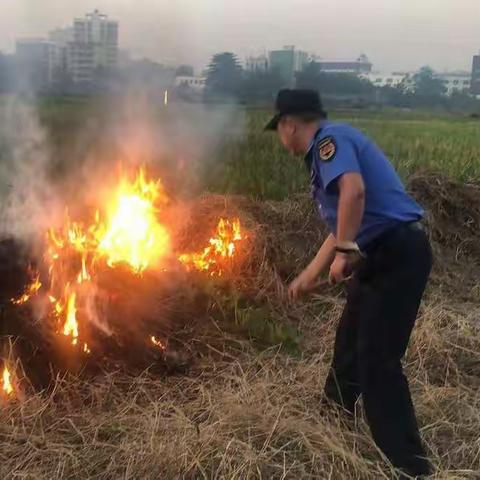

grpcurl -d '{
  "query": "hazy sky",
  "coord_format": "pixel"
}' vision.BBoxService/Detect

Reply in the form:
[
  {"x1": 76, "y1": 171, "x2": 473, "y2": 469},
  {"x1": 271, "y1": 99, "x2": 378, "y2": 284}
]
[{"x1": 0, "y1": 0, "x2": 478, "y2": 73}]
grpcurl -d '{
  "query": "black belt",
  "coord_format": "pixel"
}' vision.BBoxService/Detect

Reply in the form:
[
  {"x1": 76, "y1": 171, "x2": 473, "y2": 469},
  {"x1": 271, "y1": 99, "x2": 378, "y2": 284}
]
[{"x1": 363, "y1": 221, "x2": 425, "y2": 255}]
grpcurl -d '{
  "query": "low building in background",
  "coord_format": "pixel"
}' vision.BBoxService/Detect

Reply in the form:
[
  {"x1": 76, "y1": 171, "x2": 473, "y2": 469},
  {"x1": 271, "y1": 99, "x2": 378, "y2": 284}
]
[
  {"x1": 364, "y1": 72, "x2": 413, "y2": 90},
  {"x1": 317, "y1": 54, "x2": 372, "y2": 74},
  {"x1": 436, "y1": 72, "x2": 471, "y2": 95},
  {"x1": 174, "y1": 75, "x2": 206, "y2": 91},
  {"x1": 174, "y1": 75, "x2": 206, "y2": 98},
  {"x1": 365, "y1": 70, "x2": 471, "y2": 96},
  {"x1": 173, "y1": 75, "x2": 206, "y2": 102},
  {"x1": 245, "y1": 54, "x2": 269, "y2": 73}
]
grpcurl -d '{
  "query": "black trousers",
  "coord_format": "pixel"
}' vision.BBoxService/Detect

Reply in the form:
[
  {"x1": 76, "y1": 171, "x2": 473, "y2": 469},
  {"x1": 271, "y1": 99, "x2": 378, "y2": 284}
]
[{"x1": 325, "y1": 224, "x2": 433, "y2": 476}]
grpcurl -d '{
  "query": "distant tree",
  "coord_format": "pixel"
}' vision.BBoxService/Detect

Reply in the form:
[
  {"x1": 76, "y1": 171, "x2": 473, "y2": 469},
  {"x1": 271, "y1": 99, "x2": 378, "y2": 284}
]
[
  {"x1": 296, "y1": 62, "x2": 374, "y2": 95},
  {"x1": 295, "y1": 61, "x2": 322, "y2": 90},
  {"x1": 447, "y1": 91, "x2": 480, "y2": 113},
  {"x1": 175, "y1": 64, "x2": 194, "y2": 77},
  {"x1": 205, "y1": 52, "x2": 243, "y2": 101},
  {"x1": 378, "y1": 85, "x2": 413, "y2": 108},
  {"x1": 240, "y1": 67, "x2": 284, "y2": 104},
  {"x1": 397, "y1": 73, "x2": 414, "y2": 94},
  {"x1": 412, "y1": 66, "x2": 446, "y2": 97},
  {"x1": 319, "y1": 72, "x2": 374, "y2": 95}
]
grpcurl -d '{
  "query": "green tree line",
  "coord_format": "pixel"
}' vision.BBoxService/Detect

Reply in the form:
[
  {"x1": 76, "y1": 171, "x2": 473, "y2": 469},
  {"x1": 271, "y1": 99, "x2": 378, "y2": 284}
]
[{"x1": 200, "y1": 53, "x2": 479, "y2": 112}]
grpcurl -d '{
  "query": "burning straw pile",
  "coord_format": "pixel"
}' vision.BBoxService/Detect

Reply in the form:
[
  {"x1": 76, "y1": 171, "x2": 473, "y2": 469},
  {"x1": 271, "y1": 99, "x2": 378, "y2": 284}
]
[{"x1": 1, "y1": 167, "x2": 253, "y2": 396}]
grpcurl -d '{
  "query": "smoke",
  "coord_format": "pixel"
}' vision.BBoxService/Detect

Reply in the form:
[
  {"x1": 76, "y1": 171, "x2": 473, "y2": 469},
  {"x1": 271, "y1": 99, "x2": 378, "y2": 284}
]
[
  {"x1": 0, "y1": 95, "x2": 63, "y2": 244},
  {"x1": 64, "y1": 87, "x2": 245, "y2": 236},
  {"x1": 0, "y1": 89, "x2": 244, "y2": 236},
  {"x1": 81, "y1": 89, "x2": 245, "y2": 197}
]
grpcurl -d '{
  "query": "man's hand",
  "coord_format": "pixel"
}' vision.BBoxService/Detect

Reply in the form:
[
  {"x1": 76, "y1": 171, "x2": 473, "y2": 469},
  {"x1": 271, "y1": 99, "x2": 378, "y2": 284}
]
[
  {"x1": 288, "y1": 269, "x2": 319, "y2": 302},
  {"x1": 329, "y1": 253, "x2": 350, "y2": 285},
  {"x1": 287, "y1": 234, "x2": 336, "y2": 303}
]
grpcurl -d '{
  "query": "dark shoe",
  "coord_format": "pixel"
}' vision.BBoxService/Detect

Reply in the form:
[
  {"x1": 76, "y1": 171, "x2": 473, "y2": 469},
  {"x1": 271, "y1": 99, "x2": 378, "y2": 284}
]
[{"x1": 394, "y1": 455, "x2": 433, "y2": 479}]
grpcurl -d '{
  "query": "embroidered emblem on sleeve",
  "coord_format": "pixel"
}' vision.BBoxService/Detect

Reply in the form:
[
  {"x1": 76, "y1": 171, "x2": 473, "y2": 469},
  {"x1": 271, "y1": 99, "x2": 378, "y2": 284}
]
[{"x1": 318, "y1": 137, "x2": 336, "y2": 162}]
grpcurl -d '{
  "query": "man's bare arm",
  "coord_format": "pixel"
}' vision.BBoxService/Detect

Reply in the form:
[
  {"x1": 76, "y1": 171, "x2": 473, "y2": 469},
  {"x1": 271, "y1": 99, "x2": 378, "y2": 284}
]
[
  {"x1": 304, "y1": 233, "x2": 336, "y2": 281},
  {"x1": 336, "y1": 172, "x2": 365, "y2": 246},
  {"x1": 329, "y1": 172, "x2": 366, "y2": 284}
]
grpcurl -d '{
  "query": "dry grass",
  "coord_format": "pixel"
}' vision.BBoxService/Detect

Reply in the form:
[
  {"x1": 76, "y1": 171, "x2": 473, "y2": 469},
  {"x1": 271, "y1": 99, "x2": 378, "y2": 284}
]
[
  {"x1": 1, "y1": 177, "x2": 480, "y2": 479},
  {"x1": 2, "y1": 303, "x2": 479, "y2": 479}
]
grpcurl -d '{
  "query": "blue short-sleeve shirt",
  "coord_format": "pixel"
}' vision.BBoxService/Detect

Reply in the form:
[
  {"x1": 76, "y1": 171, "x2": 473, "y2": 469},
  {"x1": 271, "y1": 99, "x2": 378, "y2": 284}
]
[{"x1": 305, "y1": 122, "x2": 424, "y2": 249}]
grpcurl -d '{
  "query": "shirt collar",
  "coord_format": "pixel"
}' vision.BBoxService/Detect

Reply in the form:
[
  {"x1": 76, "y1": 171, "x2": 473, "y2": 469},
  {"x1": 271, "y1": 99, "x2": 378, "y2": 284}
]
[{"x1": 305, "y1": 120, "x2": 328, "y2": 168}]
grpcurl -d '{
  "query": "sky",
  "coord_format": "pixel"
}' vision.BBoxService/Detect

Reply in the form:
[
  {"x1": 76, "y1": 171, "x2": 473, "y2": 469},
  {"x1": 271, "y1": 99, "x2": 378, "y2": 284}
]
[{"x1": 0, "y1": 0, "x2": 479, "y2": 73}]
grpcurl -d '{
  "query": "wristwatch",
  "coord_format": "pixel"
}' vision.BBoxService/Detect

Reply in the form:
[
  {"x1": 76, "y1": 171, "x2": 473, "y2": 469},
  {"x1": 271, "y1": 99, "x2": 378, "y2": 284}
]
[{"x1": 335, "y1": 241, "x2": 365, "y2": 257}]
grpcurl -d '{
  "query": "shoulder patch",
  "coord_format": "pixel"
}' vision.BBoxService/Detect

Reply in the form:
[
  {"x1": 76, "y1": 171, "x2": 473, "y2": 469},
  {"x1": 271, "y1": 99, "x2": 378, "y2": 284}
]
[{"x1": 318, "y1": 137, "x2": 336, "y2": 162}]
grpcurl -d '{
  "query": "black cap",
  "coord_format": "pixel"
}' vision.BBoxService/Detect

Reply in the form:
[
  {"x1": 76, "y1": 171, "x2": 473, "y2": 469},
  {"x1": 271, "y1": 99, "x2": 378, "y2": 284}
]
[{"x1": 265, "y1": 89, "x2": 327, "y2": 131}]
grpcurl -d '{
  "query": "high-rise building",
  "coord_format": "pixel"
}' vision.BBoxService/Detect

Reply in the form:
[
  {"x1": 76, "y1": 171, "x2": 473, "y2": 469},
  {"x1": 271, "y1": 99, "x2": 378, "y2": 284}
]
[
  {"x1": 269, "y1": 46, "x2": 310, "y2": 85},
  {"x1": 68, "y1": 10, "x2": 119, "y2": 84},
  {"x1": 471, "y1": 54, "x2": 480, "y2": 96},
  {"x1": 16, "y1": 39, "x2": 56, "y2": 90},
  {"x1": 49, "y1": 27, "x2": 73, "y2": 74}
]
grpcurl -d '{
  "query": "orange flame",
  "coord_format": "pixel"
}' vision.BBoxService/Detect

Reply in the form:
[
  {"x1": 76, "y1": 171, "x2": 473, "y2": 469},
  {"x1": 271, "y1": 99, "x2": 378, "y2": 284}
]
[
  {"x1": 63, "y1": 292, "x2": 79, "y2": 345},
  {"x1": 179, "y1": 218, "x2": 244, "y2": 275},
  {"x1": 77, "y1": 256, "x2": 91, "y2": 284},
  {"x1": 96, "y1": 168, "x2": 170, "y2": 273},
  {"x1": 151, "y1": 336, "x2": 167, "y2": 350},
  {"x1": 12, "y1": 273, "x2": 42, "y2": 305},
  {"x1": 2, "y1": 366, "x2": 13, "y2": 396},
  {"x1": 41, "y1": 168, "x2": 172, "y2": 350}
]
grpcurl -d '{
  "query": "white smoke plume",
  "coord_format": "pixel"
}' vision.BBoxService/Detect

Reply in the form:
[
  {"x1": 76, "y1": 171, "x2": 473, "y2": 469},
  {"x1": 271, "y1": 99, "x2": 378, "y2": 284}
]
[
  {"x1": 0, "y1": 95, "x2": 61, "y2": 244},
  {"x1": 0, "y1": 90, "x2": 244, "y2": 242}
]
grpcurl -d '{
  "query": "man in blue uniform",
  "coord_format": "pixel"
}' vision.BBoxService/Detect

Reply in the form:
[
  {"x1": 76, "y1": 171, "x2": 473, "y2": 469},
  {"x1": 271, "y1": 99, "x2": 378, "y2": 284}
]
[{"x1": 266, "y1": 89, "x2": 432, "y2": 477}]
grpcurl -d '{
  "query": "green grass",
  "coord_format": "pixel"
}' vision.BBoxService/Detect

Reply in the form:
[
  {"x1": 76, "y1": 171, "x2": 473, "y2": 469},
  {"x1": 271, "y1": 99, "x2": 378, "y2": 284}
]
[{"x1": 208, "y1": 109, "x2": 480, "y2": 199}]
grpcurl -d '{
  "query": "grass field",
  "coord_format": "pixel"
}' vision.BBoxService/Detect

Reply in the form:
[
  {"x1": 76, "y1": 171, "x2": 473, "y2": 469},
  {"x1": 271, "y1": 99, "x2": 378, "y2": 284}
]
[
  {"x1": 1, "y1": 96, "x2": 480, "y2": 479},
  {"x1": 25, "y1": 96, "x2": 480, "y2": 199},
  {"x1": 210, "y1": 108, "x2": 480, "y2": 199}
]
